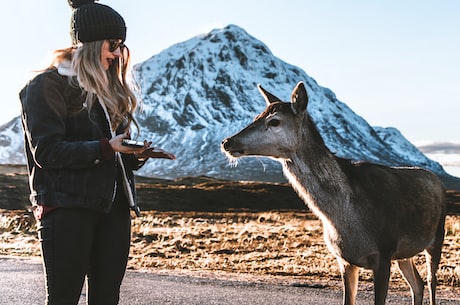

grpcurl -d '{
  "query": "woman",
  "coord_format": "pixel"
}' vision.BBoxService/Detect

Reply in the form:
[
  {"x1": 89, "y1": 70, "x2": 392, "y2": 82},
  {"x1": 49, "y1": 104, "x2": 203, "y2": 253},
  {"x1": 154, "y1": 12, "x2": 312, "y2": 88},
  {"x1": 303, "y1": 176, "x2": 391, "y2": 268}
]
[{"x1": 19, "y1": 1, "x2": 175, "y2": 304}]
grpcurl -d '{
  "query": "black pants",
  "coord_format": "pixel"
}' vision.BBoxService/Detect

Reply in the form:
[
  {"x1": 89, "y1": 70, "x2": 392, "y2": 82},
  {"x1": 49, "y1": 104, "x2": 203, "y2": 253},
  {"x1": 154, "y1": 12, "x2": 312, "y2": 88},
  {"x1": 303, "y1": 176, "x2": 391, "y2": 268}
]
[{"x1": 37, "y1": 193, "x2": 131, "y2": 305}]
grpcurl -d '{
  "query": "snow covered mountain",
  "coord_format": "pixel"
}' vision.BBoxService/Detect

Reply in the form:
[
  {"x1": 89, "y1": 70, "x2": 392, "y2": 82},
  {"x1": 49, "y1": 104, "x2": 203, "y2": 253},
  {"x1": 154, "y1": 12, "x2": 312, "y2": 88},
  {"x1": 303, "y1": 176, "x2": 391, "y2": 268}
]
[
  {"x1": 0, "y1": 117, "x2": 25, "y2": 164},
  {"x1": 1, "y1": 24, "x2": 458, "y2": 188}
]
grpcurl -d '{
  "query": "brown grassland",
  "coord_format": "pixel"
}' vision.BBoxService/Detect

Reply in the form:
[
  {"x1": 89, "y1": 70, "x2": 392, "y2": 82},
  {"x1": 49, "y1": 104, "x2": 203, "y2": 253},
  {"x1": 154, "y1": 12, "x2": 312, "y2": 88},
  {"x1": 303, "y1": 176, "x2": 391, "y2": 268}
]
[{"x1": 0, "y1": 164, "x2": 459, "y2": 297}]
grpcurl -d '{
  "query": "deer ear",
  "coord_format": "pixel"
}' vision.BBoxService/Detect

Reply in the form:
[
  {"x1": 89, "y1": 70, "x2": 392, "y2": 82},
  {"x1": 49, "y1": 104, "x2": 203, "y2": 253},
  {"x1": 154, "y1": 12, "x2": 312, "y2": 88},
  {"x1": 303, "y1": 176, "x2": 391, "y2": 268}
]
[
  {"x1": 291, "y1": 82, "x2": 308, "y2": 115},
  {"x1": 258, "y1": 84, "x2": 282, "y2": 105}
]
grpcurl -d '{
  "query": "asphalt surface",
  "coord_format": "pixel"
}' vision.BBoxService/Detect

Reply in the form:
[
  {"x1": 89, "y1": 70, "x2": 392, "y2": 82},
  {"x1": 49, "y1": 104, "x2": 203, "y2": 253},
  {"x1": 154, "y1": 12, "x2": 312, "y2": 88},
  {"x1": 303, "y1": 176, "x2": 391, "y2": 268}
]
[{"x1": 1, "y1": 256, "x2": 459, "y2": 305}]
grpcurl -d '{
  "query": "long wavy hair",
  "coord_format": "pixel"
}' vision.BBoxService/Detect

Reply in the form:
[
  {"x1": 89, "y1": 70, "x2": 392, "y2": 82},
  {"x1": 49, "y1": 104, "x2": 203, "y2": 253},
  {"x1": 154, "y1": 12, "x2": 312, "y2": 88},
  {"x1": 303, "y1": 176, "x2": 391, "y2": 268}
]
[{"x1": 51, "y1": 41, "x2": 139, "y2": 133}]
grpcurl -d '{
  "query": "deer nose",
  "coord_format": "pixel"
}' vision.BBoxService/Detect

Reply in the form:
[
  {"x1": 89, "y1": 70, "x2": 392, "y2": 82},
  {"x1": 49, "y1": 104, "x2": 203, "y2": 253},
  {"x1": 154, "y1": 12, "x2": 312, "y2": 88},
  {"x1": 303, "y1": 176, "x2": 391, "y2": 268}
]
[{"x1": 221, "y1": 138, "x2": 232, "y2": 150}]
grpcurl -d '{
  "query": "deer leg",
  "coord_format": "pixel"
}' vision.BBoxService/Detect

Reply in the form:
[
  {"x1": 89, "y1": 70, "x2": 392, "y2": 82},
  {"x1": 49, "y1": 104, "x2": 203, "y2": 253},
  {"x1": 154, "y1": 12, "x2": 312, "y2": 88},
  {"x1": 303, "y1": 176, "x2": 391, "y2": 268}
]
[
  {"x1": 396, "y1": 258, "x2": 424, "y2": 305},
  {"x1": 424, "y1": 215, "x2": 445, "y2": 305},
  {"x1": 372, "y1": 257, "x2": 391, "y2": 305},
  {"x1": 425, "y1": 250, "x2": 439, "y2": 305},
  {"x1": 339, "y1": 262, "x2": 359, "y2": 305}
]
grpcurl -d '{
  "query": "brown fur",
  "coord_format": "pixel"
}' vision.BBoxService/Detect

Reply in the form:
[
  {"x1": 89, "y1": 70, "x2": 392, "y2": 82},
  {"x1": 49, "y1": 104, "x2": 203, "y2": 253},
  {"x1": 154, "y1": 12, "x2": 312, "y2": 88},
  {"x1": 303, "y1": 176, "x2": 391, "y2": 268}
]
[{"x1": 221, "y1": 82, "x2": 446, "y2": 305}]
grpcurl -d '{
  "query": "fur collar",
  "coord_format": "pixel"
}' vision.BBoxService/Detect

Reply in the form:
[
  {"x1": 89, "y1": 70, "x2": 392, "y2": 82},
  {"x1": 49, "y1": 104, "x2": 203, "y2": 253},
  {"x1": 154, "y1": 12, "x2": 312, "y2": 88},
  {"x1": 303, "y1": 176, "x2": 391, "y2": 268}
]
[{"x1": 55, "y1": 60, "x2": 75, "y2": 77}]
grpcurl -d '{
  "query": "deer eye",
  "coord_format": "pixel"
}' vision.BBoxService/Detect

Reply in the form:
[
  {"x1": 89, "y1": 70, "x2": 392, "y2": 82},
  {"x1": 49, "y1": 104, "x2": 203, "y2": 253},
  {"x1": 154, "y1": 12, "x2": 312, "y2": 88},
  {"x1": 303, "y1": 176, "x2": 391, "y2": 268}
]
[{"x1": 268, "y1": 119, "x2": 280, "y2": 127}]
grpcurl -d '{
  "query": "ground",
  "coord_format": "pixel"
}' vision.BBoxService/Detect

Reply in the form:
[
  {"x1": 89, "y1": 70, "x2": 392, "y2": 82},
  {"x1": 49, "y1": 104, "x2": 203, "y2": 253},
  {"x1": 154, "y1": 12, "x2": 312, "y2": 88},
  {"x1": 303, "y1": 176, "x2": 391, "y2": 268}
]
[{"x1": 0, "y1": 164, "x2": 459, "y2": 300}]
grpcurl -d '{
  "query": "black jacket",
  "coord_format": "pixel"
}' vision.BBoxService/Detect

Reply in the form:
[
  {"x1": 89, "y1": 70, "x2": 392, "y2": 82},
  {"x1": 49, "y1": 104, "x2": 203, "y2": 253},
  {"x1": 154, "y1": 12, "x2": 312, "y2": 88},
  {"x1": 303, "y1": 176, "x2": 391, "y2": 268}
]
[{"x1": 19, "y1": 67, "x2": 143, "y2": 213}]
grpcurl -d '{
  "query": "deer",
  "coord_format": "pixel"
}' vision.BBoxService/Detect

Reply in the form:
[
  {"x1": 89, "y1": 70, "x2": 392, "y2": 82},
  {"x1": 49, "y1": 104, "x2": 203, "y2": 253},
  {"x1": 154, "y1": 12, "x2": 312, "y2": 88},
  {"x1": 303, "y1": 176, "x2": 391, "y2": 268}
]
[{"x1": 221, "y1": 82, "x2": 446, "y2": 305}]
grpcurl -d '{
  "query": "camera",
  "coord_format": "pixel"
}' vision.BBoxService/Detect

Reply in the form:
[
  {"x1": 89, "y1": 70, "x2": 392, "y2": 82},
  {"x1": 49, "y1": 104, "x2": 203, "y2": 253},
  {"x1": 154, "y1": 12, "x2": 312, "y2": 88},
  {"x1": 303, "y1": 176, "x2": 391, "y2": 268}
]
[{"x1": 121, "y1": 139, "x2": 145, "y2": 148}]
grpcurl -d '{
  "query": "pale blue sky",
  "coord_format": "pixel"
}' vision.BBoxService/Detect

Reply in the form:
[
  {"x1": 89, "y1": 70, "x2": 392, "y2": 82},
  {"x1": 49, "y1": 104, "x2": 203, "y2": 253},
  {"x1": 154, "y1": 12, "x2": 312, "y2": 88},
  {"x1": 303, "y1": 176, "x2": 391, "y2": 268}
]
[{"x1": 2, "y1": 0, "x2": 459, "y2": 144}]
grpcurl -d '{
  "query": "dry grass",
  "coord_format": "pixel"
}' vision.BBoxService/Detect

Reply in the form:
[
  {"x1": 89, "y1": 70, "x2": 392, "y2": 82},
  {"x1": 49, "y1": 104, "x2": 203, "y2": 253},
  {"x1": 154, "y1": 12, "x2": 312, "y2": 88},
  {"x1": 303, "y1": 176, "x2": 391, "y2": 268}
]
[
  {"x1": 1, "y1": 209, "x2": 459, "y2": 290},
  {"x1": 130, "y1": 211, "x2": 336, "y2": 278}
]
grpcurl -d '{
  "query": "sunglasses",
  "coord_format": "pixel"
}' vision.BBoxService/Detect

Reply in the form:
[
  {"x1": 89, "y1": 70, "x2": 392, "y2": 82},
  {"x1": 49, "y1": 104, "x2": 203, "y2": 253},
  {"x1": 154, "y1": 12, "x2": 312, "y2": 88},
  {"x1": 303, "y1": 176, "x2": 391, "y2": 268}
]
[{"x1": 108, "y1": 39, "x2": 125, "y2": 52}]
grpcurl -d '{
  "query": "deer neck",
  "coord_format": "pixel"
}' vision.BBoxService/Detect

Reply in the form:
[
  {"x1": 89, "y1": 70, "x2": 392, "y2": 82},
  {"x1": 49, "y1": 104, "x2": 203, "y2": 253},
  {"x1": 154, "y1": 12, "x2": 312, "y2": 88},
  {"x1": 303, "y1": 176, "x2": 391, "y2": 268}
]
[{"x1": 281, "y1": 133, "x2": 351, "y2": 223}]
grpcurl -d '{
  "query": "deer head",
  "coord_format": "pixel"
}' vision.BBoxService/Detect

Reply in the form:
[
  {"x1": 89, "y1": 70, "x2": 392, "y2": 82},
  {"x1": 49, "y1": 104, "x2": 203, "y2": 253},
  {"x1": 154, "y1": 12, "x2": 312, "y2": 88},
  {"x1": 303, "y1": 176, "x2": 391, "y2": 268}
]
[{"x1": 221, "y1": 81, "x2": 309, "y2": 160}]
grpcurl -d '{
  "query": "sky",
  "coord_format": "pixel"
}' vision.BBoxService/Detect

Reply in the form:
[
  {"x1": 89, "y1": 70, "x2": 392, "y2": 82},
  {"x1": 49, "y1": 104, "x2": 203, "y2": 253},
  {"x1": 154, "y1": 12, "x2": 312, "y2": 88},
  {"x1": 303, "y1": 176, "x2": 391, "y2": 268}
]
[{"x1": 1, "y1": 0, "x2": 459, "y2": 145}]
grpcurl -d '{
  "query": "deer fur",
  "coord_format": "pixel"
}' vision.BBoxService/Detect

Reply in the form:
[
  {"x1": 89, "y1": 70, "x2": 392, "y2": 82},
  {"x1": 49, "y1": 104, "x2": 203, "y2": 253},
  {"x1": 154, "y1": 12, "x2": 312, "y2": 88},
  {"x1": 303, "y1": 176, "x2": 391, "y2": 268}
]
[{"x1": 221, "y1": 82, "x2": 446, "y2": 305}]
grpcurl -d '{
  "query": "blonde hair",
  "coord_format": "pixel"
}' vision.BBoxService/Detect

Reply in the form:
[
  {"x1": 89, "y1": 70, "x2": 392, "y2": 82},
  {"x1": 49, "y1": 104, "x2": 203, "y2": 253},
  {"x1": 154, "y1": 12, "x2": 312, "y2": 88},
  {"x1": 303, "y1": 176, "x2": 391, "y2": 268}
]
[{"x1": 56, "y1": 41, "x2": 139, "y2": 132}]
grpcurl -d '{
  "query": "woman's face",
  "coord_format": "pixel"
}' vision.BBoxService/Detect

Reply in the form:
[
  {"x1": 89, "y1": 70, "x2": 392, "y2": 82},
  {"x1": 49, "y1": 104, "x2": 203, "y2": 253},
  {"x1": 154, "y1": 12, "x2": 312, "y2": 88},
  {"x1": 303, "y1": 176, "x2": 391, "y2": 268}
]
[{"x1": 101, "y1": 39, "x2": 123, "y2": 71}]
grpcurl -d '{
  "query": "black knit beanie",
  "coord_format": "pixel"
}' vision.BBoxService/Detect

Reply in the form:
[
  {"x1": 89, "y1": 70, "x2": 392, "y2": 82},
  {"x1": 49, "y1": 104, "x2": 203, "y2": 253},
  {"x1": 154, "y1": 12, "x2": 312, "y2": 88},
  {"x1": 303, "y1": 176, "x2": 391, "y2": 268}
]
[{"x1": 68, "y1": 0, "x2": 126, "y2": 45}]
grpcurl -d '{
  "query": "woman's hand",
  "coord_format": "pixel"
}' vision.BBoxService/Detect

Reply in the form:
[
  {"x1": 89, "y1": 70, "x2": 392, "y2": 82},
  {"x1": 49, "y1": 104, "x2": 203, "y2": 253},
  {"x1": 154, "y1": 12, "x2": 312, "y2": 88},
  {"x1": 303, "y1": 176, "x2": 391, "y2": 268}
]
[
  {"x1": 109, "y1": 132, "x2": 175, "y2": 160},
  {"x1": 109, "y1": 133, "x2": 151, "y2": 154},
  {"x1": 135, "y1": 147, "x2": 176, "y2": 160}
]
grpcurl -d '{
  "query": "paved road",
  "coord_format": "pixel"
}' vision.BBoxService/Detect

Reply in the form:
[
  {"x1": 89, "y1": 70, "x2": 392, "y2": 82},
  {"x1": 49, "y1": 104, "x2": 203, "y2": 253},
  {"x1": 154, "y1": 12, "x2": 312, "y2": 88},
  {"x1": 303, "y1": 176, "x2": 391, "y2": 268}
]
[{"x1": 1, "y1": 256, "x2": 459, "y2": 305}]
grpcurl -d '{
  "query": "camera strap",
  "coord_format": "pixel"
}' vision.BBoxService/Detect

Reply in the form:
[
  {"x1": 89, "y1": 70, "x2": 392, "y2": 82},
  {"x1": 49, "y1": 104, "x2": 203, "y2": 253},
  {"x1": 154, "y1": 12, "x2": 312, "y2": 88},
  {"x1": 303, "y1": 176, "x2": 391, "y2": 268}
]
[{"x1": 99, "y1": 99, "x2": 141, "y2": 217}]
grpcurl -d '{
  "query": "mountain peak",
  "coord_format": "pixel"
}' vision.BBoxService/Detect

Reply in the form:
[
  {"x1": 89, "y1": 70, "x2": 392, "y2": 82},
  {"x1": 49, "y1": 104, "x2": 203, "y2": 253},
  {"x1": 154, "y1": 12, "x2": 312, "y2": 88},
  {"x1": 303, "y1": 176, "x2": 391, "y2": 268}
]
[{"x1": 129, "y1": 24, "x2": 454, "y2": 184}]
